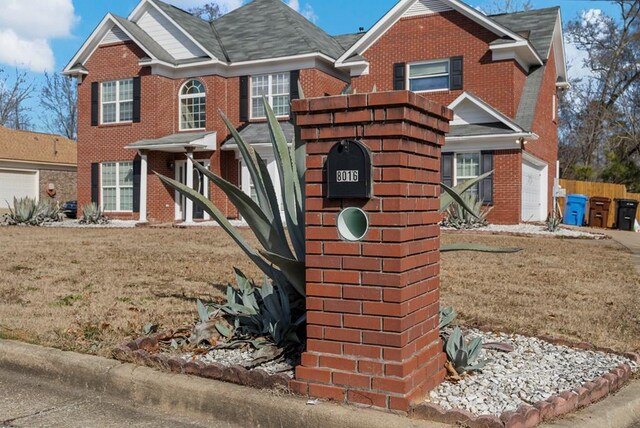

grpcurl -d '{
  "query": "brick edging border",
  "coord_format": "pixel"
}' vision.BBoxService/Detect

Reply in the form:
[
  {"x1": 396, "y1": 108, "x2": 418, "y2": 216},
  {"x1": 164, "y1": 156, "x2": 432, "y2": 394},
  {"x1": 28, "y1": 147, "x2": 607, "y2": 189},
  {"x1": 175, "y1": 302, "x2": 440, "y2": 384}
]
[{"x1": 112, "y1": 336, "x2": 291, "y2": 390}]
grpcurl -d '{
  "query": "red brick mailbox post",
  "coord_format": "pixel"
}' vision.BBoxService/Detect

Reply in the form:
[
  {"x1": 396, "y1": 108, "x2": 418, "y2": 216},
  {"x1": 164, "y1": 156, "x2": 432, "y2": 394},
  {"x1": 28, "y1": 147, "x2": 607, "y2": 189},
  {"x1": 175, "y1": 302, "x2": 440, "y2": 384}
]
[{"x1": 290, "y1": 91, "x2": 452, "y2": 411}]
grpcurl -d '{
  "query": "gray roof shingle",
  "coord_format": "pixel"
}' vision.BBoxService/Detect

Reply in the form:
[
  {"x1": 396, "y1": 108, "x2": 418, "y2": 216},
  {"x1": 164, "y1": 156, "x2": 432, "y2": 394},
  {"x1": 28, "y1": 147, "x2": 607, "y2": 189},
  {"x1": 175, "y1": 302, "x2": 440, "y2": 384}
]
[
  {"x1": 514, "y1": 64, "x2": 546, "y2": 131},
  {"x1": 210, "y1": 0, "x2": 346, "y2": 62},
  {"x1": 151, "y1": 0, "x2": 227, "y2": 60},
  {"x1": 333, "y1": 33, "x2": 365, "y2": 51},
  {"x1": 129, "y1": 131, "x2": 215, "y2": 148},
  {"x1": 223, "y1": 121, "x2": 295, "y2": 146},
  {"x1": 490, "y1": 7, "x2": 559, "y2": 59}
]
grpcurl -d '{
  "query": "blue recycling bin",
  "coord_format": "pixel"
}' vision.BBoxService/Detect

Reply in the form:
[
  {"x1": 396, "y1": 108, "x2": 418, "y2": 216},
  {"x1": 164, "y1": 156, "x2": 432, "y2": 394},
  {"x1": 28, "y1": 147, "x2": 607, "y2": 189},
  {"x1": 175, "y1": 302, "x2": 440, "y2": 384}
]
[{"x1": 563, "y1": 194, "x2": 588, "y2": 226}]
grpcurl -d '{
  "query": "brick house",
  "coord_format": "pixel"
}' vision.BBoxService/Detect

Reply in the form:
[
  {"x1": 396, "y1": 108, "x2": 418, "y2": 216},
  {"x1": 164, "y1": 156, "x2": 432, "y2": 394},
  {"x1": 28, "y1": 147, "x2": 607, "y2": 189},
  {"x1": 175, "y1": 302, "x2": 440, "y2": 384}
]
[
  {"x1": 63, "y1": 0, "x2": 566, "y2": 224},
  {"x1": 0, "y1": 126, "x2": 77, "y2": 211}
]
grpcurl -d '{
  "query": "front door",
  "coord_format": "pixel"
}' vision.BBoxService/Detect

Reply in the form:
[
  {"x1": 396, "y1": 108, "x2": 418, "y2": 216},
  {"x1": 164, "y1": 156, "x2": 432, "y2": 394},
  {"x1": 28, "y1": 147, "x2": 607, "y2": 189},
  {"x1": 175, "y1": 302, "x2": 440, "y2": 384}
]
[{"x1": 175, "y1": 159, "x2": 210, "y2": 221}]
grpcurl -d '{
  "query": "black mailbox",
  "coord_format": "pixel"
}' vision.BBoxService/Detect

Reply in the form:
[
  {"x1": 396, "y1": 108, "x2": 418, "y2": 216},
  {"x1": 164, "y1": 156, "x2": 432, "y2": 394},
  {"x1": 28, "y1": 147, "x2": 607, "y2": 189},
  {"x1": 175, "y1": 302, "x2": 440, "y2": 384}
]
[{"x1": 326, "y1": 139, "x2": 372, "y2": 199}]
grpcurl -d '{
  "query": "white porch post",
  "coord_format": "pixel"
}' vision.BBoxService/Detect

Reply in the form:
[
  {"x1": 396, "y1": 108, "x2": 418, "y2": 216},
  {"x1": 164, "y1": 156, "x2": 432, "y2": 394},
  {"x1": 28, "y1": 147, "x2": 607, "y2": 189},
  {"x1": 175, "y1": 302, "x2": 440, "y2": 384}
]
[
  {"x1": 185, "y1": 148, "x2": 194, "y2": 223},
  {"x1": 139, "y1": 150, "x2": 148, "y2": 223}
]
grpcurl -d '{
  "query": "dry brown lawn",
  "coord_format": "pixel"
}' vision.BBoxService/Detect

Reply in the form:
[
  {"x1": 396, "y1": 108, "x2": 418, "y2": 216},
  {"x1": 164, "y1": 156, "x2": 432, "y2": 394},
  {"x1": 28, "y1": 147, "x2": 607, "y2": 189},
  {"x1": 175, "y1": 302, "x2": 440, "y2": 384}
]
[
  {"x1": 441, "y1": 233, "x2": 640, "y2": 353},
  {"x1": 0, "y1": 226, "x2": 638, "y2": 357}
]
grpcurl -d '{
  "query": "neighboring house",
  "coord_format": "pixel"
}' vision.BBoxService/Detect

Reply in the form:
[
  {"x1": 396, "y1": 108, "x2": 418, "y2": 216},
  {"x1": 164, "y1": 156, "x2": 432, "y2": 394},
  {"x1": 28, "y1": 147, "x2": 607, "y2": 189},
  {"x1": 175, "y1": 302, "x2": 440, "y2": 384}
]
[
  {"x1": 0, "y1": 126, "x2": 77, "y2": 211},
  {"x1": 63, "y1": 0, "x2": 566, "y2": 225}
]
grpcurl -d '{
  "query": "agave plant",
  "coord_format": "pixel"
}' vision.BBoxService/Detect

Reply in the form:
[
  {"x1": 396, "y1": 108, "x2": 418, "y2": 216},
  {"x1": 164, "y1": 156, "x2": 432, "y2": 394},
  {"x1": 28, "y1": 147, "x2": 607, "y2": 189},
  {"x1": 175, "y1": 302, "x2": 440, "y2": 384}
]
[
  {"x1": 445, "y1": 327, "x2": 487, "y2": 375},
  {"x1": 439, "y1": 306, "x2": 458, "y2": 330},
  {"x1": 212, "y1": 269, "x2": 306, "y2": 347},
  {"x1": 546, "y1": 211, "x2": 562, "y2": 232},
  {"x1": 36, "y1": 200, "x2": 63, "y2": 223},
  {"x1": 79, "y1": 203, "x2": 109, "y2": 224},
  {"x1": 156, "y1": 95, "x2": 305, "y2": 302},
  {"x1": 443, "y1": 192, "x2": 492, "y2": 230}
]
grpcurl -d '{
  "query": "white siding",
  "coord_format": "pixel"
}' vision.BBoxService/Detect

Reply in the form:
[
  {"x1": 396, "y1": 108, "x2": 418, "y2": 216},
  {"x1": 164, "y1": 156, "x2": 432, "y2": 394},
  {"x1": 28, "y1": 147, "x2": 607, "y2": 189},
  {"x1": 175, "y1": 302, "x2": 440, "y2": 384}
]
[
  {"x1": 451, "y1": 100, "x2": 497, "y2": 125},
  {"x1": 100, "y1": 26, "x2": 131, "y2": 45},
  {"x1": 136, "y1": 6, "x2": 205, "y2": 60},
  {"x1": 403, "y1": 0, "x2": 453, "y2": 18}
]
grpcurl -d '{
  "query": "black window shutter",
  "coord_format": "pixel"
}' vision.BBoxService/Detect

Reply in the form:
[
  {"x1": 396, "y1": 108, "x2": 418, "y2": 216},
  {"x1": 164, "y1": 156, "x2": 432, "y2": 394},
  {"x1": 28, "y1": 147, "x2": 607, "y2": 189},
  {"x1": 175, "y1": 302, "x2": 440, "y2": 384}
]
[
  {"x1": 290, "y1": 70, "x2": 300, "y2": 101},
  {"x1": 91, "y1": 82, "x2": 99, "y2": 126},
  {"x1": 132, "y1": 157, "x2": 141, "y2": 213},
  {"x1": 393, "y1": 63, "x2": 406, "y2": 90},
  {"x1": 132, "y1": 77, "x2": 141, "y2": 123},
  {"x1": 239, "y1": 76, "x2": 249, "y2": 122},
  {"x1": 450, "y1": 56, "x2": 463, "y2": 90},
  {"x1": 441, "y1": 153, "x2": 454, "y2": 188},
  {"x1": 480, "y1": 151, "x2": 494, "y2": 204},
  {"x1": 91, "y1": 163, "x2": 100, "y2": 205}
]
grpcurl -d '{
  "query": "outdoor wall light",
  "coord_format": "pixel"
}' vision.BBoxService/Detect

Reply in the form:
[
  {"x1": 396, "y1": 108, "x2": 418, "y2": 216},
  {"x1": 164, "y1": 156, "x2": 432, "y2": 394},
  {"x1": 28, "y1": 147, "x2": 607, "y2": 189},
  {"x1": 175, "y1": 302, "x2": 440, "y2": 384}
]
[
  {"x1": 337, "y1": 207, "x2": 369, "y2": 242},
  {"x1": 167, "y1": 160, "x2": 175, "y2": 170}
]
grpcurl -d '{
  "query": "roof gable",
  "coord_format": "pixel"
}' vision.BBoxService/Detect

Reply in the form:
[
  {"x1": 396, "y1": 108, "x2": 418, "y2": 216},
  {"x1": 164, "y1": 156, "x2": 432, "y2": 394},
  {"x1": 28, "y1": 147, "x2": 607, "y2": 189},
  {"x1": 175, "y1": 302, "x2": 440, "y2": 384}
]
[
  {"x1": 63, "y1": 13, "x2": 176, "y2": 74},
  {"x1": 337, "y1": 0, "x2": 533, "y2": 65},
  {"x1": 449, "y1": 92, "x2": 523, "y2": 132}
]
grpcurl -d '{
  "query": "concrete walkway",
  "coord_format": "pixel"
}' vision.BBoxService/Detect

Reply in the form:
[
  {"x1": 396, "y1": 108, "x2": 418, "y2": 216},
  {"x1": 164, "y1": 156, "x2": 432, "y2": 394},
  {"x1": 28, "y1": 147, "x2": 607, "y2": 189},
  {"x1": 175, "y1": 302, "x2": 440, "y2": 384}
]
[{"x1": 582, "y1": 227, "x2": 640, "y2": 271}]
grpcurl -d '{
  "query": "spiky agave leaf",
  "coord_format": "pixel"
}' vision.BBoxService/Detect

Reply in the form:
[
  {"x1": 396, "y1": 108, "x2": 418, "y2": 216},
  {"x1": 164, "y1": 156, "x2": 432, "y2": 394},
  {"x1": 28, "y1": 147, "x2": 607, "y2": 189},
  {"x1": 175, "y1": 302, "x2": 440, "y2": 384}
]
[{"x1": 440, "y1": 170, "x2": 493, "y2": 213}]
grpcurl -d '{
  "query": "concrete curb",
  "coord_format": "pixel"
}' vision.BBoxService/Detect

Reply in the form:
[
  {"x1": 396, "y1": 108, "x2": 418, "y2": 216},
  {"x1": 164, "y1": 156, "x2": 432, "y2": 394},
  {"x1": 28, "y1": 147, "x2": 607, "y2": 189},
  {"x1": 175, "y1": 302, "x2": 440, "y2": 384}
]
[{"x1": 0, "y1": 340, "x2": 446, "y2": 428}]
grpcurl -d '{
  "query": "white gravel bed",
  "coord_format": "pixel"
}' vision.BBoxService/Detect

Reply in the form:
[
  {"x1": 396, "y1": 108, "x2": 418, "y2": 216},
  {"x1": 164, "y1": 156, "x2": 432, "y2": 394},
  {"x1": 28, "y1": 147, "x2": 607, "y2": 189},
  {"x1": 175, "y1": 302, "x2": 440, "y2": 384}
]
[
  {"x1": 444, "y1": 224, "x2": 604, "y2": 239},
  {"x1": 428, "y1": 329, "x2": 637, "y2": 416},
  {"x1": 182, "y1": 348, "x2": 294, "y2": 377},
  {"x1": 44, "y1": 220, "x2": 138, "y2": 228}
]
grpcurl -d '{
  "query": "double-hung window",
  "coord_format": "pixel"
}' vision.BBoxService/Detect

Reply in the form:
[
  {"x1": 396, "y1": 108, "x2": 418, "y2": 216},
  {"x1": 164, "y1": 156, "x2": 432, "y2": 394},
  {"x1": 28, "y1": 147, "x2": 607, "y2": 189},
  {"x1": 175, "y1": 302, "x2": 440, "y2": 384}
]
[
  {"x1": 251, "y1": 73, "x2": 290, "y2": 119},
  {"x1": 455, "y1": 153, "x2": 480, "y2": 196},
  {"x1": 101, "y1": 79, "x2": 133, "y2": 124},
  {"x1": 408, "y1": 60, "x2": 450, "y2": 92},
  {"x1": 101, "y1": 161, "x2": 133, "y2": 212}
]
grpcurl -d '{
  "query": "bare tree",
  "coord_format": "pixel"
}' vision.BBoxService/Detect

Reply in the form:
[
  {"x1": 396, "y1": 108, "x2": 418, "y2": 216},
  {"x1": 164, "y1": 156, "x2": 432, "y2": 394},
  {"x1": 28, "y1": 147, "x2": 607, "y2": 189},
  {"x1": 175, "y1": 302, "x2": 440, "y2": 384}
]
[
  {"x1": 0, "y1": 68, "x2": 33, "y2": 130},
  {"x1": 40, "y1": 73, "x2": 78, "y2": 140},
  {"x1": 560, "y1": 1, "x2": 640, "y2": 181},
  {"x1": 485, "y1": 0, "x2": 532, "y2": 14},
  {"x1": 189, "y1": 2, "x2": 222, "y2": 22}
]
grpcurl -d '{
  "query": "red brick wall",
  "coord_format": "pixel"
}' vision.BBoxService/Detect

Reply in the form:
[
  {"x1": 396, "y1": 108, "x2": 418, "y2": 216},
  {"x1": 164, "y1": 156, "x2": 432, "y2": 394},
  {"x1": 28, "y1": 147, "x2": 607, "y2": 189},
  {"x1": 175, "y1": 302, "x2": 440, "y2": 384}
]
[
  {"x1": 487, "y1": 150, "x2": 522, "y2": 225},
  {"x1": 300, "y1": 68, "x2": 349, "y2": 97},
  {"x1": 351, "y1": 12, "x2": 525, "y2": 118},
  {"x1": 77, "y1": 39, "x2": 348, "y2": 222},
  {"x1": 291, "y1": 91, "x2": 450, "y2": 411},
  {"x1": 525, "y1": 47, "x2": 559, "y2": 215}
]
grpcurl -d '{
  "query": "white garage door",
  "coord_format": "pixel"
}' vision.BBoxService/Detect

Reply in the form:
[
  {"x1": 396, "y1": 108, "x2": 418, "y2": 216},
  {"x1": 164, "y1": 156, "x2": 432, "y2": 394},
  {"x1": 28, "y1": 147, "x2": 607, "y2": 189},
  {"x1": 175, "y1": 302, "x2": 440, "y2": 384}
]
[
  {"x1": 521, "y1": 160, "x2": 547, "y2": 222},
  {"x1": 0, "y1": 169, "x2": 38, "y2": 209}
]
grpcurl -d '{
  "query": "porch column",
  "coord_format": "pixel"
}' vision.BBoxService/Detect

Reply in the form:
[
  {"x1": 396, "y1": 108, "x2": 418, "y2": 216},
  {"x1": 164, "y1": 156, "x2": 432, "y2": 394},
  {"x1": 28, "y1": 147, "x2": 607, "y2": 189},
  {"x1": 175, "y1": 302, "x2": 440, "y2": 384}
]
[
  {"x1": 139, "y1": 150, "x2": 148, "y2": 223},
  {"x1": 185, "y1": 148, "x2": 194, "y2": 223}
]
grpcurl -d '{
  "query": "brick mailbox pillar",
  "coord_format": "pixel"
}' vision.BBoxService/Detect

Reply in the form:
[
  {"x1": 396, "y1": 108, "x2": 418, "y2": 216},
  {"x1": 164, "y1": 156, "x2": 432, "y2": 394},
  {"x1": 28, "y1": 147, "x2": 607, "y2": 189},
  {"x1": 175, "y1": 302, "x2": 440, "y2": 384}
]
[{"x1": 290, "y1": 91, "x2": 453, "y2": 411}]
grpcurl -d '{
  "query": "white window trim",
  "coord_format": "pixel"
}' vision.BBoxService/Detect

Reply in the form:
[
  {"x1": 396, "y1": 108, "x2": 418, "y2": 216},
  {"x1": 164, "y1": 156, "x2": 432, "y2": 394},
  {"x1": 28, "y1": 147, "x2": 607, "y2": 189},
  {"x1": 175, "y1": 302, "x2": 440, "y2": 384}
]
[
  {"x1": 552, "y1": 94, "x2": 557, "y2": 121},
  {"x1": 407, "y1": 59, "x2": 450, "y2": 94},
  {"x1": 100, "y1": 161, "x2": 134, "y2": 212},
  {"x1": 453, "y1": 152, "x2": 481, "y2": 187},
  {"x1": 101, "y1": 79, "x2": 133, "y2": 125},
  {"x1": 250, "y1": 73, "x2": 290, "y2": 119},
  {"x1": 179, "y1": 79, "x2": 206, "y2": 132}
]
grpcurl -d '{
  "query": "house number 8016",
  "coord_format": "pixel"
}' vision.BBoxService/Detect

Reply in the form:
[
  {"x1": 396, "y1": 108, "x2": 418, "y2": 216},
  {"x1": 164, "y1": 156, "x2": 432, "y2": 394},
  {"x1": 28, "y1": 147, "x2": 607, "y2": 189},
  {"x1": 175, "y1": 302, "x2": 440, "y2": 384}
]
[{"x1": 336, "y1": 170, "x2": 359, "y2": 183}]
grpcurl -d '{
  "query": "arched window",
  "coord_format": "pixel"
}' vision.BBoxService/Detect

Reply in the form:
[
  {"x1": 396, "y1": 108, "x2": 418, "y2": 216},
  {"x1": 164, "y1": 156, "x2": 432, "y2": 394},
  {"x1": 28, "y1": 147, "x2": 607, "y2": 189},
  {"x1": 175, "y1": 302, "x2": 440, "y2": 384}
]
[{"x1": 179, "y1": 80, "x2": 206, "y2": 130}]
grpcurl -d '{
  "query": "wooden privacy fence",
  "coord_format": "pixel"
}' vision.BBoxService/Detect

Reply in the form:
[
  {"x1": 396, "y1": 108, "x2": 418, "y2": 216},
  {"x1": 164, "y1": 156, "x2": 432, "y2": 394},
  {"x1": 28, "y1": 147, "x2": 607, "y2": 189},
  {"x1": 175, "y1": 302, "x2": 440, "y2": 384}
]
[{"x1": 559, "y1": 179, "x2": 640, "y2": 228}]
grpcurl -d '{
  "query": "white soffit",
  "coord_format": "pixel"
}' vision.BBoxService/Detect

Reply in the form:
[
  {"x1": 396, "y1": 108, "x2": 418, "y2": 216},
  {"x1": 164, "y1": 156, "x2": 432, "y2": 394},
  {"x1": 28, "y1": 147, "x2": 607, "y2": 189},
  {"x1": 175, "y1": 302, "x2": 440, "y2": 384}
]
[{"x1": 403, "y1": 0, "x2": 453, "y2": 18}]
